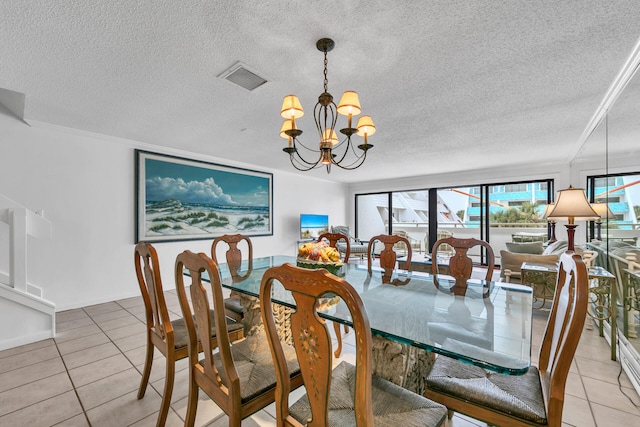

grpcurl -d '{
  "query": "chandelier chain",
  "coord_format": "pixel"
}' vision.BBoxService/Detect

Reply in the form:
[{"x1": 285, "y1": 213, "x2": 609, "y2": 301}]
[{"x1": 323, "y1": 50, "x2": 329, "y2": 93}]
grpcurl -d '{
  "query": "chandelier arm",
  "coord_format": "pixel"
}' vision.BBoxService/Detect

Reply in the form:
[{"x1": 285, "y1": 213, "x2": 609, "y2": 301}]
[
  {"x1": 330, "y1": 150, "x2": 369, "y2": 170},
  {"x1": 293, "y1": 138, "x2": 321, "y2": 154},
  {"x1": 289, "y1": 153, "x2": 322, "y2": 171}
]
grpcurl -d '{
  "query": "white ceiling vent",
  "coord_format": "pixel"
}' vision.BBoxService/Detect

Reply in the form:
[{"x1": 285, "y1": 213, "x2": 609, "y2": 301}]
[{"x1": 218, "y1": 62, "x2": 268, "y2": 91}]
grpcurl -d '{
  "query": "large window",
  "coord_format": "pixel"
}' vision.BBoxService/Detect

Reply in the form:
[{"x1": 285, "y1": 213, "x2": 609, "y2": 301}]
[
  {"x1": 586, "y1": 172, "x2": 640, "y2": 244},
  {"x1": 355, "y1": 179, "x2": 553, "y2": 264}
]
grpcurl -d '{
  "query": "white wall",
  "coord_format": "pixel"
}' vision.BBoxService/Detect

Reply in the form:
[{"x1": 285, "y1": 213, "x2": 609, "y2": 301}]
[{"x1": 1, "y1": 113, "x2": 349, "y2": 310}]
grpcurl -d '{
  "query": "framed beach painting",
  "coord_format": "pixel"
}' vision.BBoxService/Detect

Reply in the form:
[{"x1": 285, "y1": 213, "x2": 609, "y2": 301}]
[{"x1": 135, "y1": 150, "x2": 273, "y2": 243}]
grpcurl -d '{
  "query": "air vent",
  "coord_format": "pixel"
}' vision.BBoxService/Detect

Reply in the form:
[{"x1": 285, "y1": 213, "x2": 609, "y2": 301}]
[{"x1": 218, "y1": 62, "x2": 268, "y2": 91}]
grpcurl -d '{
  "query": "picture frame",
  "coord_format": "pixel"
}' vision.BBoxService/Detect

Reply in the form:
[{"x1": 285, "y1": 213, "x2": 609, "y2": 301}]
[{"x1": 135, "y1": 150, "x2": 273, "y2": 243}]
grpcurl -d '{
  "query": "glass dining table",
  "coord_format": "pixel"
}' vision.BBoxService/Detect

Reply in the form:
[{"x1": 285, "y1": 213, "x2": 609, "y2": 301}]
[{"x1": 209, "y1": 255, "x2": 534, "y2": 392}]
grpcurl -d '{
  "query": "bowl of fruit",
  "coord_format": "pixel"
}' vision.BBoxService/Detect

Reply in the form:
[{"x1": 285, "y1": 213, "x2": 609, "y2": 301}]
[{"x1": 296, "y1": 241, "x2": 344, "y2": 276}]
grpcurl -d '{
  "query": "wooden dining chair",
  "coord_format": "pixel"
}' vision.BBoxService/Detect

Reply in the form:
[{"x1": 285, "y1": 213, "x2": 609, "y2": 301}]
[
  {"x1": 134, "y1": 242, "x2": 244, "y2": 427},
  {"x1": 431, "y1": 237, "x2": 495, "y2": 280},
  {"x1": 316, "y1": 232, "x2": 350, "y2": 262},
  {"x1": 211, "y1": 234, "x2": 253, "y2": 322},
  {"x1": 259, "y1": 263, "x2": 448, "y2": 426},
  {"x1": 175, "y1": 250, "x2": 304, "y2": 427},
  {"x1": 424, "y1": 251, "x2": 589, "y2": 427},
  {"x1": 367, "y1": 233, "x2": 413, "y2": 272},
  {"x1": 317, "y1": 231, "x2": 350, "y2": 357}
]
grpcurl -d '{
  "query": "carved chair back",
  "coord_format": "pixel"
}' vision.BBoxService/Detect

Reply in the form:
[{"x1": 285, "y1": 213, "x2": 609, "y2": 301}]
[
  {"x1": 211, "y1": 234, "x2": 253, "y2": 281},
  {"x1": 259, "y1": 263, "x2": 374, "y2": 426},
  {"x1": 317, "y1": 232, "x2": 350, "y2": 262}
]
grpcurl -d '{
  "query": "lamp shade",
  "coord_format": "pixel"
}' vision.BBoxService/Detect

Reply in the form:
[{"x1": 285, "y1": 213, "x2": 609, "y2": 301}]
[
  {"x1": 280, "y1": 95, "x2": 304, "y2": 119},
  {"x1": 356, "y1": 115, "x2": 376, "y2": 137},
  {"x1": 321, "y1": 129, "x2": 339, "y2": 146},
  {"x1": 279, "y1": 119, "x2": 295, "y2": 139},
  {"x1": 547, "y1": 186, "x2": 599, "y2": 222},
  {"x1": 337, "y1": 91, "x2": 362, "y2": 116},
  {"x1": 542, "y1": 203, "x2": 555, "y2": 219},
  {"x1": 591, "y1": 202, "x2": 614, "y2": 220}
]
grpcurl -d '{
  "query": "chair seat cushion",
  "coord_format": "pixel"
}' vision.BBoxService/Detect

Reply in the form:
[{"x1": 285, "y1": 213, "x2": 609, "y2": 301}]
[
  {"x1": 290, "y1": 361, "x2": 447, "y2": 426},
  {"x1": 208, "y1": 334, "x2": 301, "y2": 404},
  {"x1": 172, "y1": 310, "x2": 244, "y2": 349},
  {"x1": 426, "y1": 355, "x2": 547, "y2": 424},
  {"x1": 224, "y1": 296, "x2": 244, "y2": 316}
]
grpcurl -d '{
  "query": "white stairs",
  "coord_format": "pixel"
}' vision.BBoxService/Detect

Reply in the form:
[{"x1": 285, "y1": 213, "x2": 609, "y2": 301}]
[{"x1": 0, "y1": 194, "x2": 55, "y2": 351}]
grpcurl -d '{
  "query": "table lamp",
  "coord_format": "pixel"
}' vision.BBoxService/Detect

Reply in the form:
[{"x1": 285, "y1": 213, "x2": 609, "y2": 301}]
[
  {"x1": 542, "y1": 203, "x2": 557, "y2": 244},
  {"x1": 590, "y1": 201, "x2": 614, "y2": 241},
  {"x1": 547, "y1": 186, "x2": 599, "y2": 252}
]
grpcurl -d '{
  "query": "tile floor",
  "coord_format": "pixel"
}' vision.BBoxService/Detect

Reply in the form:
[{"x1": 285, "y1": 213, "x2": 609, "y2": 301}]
[{"x1": 2, "y1": 286, "x2": 640, "y2": 426}]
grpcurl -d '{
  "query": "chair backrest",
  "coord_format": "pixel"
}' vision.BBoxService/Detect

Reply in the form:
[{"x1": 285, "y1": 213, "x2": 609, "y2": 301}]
[
  {"x1": 538, "y1": 251, "x2": 589, "y2": 423},
  {"x1": 317, "y1": 232, "x2": 350, "y2": 262},
  {"x1": 259, "y1": 263, "x2": 374, "y2": 426},
  {"x1": 431, "y1": 237, "x2": 495, "y2": 282},
  {"x1": 174, "y1": 250, "x2": 239, "y2": 404},
  {"x1": 134, "y1": 242, "x2": 173, "y2": 344},
  {"x1": 331, "y1": 225, "x2": 352, "y2": 239},
  {"x1": 367, "y1": 234, "x2": 412, "y2": 272},
  {"x1": 211, "y1": 234, "x2": 253, "y2": 281}
]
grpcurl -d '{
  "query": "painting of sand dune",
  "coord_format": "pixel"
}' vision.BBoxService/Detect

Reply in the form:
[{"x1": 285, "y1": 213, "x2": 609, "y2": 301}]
[{"x1": 136, "y1": 150, "x2": 272, "y2": 242}]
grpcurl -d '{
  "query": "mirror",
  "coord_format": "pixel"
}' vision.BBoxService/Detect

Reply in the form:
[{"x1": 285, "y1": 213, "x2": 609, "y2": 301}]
[{"x1": 571, "y1": 39, "x2": 640, "y2": 395}]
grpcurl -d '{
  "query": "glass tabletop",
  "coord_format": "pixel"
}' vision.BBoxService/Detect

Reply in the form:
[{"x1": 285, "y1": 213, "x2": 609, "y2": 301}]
[{"x1": 214, "y1": 255, "x2": 534, "y2": 375}]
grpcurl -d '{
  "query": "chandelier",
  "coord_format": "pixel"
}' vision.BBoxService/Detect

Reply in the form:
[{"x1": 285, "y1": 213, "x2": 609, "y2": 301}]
[{"x1": 279, "y1": 38, "x2": 376, "y2": 173}]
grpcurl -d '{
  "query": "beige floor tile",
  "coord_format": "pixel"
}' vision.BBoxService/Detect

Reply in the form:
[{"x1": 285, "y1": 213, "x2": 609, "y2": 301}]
[
  {"x1": 104, "y1": 321, "x2": 147, "y2": 341},
  {"x1": 55, "y1": 309, "x2": 90, "y2": 324},
  {"x1": 90, "y1": 308, "x2": 134, "y2": 324},
  {"x1": 61, "y1": 341, "x2": 122, "y2": 370},
  {"x1": 116, "y1": 295, "x2": 145, "y2": 309},
  {"x1": 575, "y1": 355, "x2": 635, "y2": 389},
  {"x1": 86, "y1": 389, "x2": 162, "y2": 426},
  {"x1": 0, "y1": 356, "x2": 66, "y2": 393},
  {"x1": 0, "y1": 344, "x2": 60, "y2": 374},
  {"x1": 0, "y1": 372, "x2": 73, "y2": 416},
  {"x1": 68, "y1": 353, "x2": 133, "y2": 388},
  {"x1": 129, "y1": 408, "x2": 184, "y2": 427},
  {"x1": 54, "y1": 324, "x2": 103, "y2": 343},
  {"x1": 0, "y1": 338, "x2": 55, "y2": 360},
  {"x1": 150, "y1": 365, "x2": 191, "y2": 404},
  {"x1": 582, "y1": 376, "x2": 640, "y2": 416},
  {"x1": 591, "y1": 401, "x2": 640, "y2": 427},
  {"x1": 564, "y1": 371, "x2": 587, "y2": 399},
  {"x1": 53, "y1": 413, "x2": 91, "y2": 426},
  {"x1": 136, "y1": 354, "x2": 190, "y2": 384},
  {"x1": 82, "y1": 301, "x2": 122, "y2": 316},
  {"x1": 76, "y1": 367, "x2": 142, "y2": 410},
  {"x1": 124, "y1": 344, "x2": 163, "y2": 366},
  {"x1": 55, "y1": 316, "x2": 95, "y2": 333},
  {"x1": 448, "y1": 413, "x2": 488, "y2": 426},
  {"x1": 55, "y1": 332, "x2": 110, "y2": 356},
  {"x1": 0, "y1": 390, "x2": 83, "y2": 427},
  {"x1": 112, "y1": 330, "x2": 147, "y2": 352},
  {"x1": 95, "y1": 313, "x2": 143, "y2": 331},
  {"x1": 561, "y1": 394, "x2": 596, "y2": 427},
  {"x1": 172, "y1": 390, "x2": 225, "y2": 427}
]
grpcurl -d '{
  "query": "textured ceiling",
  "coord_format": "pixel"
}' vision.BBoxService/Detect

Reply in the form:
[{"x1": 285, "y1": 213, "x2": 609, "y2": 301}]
[{"x1": 1, "y1": 1, "x2": 639, "y2": 183}]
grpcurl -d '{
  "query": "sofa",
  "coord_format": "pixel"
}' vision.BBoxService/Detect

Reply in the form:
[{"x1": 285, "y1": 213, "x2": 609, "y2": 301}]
[{"x1": 500, "y1": 240, "x2": 582, "y2": 283}]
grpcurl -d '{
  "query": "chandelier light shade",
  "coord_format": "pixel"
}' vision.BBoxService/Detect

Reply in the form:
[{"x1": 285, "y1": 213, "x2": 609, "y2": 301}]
[
  {"x1": 541, "y1": 202, "x2": 557, "y2": 244},
  {"x1": 547, "y1": 186, "x2": 599, "y2": 251},
  {"x1": 279, "y1": 38, "x2": 375, "y2": 173},
  {"x1": 590, "y1": 201, "x2": 615, "y2": 241}
]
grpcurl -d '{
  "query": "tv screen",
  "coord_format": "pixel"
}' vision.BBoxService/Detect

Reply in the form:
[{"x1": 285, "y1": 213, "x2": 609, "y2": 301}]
[{"x1": 300, "y1": 214, "x2": 329, "y2": 239}]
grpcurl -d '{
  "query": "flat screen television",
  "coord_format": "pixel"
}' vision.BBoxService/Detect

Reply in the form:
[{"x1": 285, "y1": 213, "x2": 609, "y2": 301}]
[{"x1": 300, "y1": 214, "x2": 329, "y2": 240}]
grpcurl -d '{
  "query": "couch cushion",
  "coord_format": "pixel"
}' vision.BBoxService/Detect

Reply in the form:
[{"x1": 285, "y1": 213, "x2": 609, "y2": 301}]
[
  {"x1": 500, "y1": 250, "x2": 558, "y2": 279},
  {"x1": 505, "y1": 241, "x2": 544, "y2": 254}
]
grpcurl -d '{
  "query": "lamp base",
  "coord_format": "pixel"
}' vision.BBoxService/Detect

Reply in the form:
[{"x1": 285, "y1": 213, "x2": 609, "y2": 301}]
[{"x1": 565, "y1": 224, "x2": 578, "y2": 252}]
